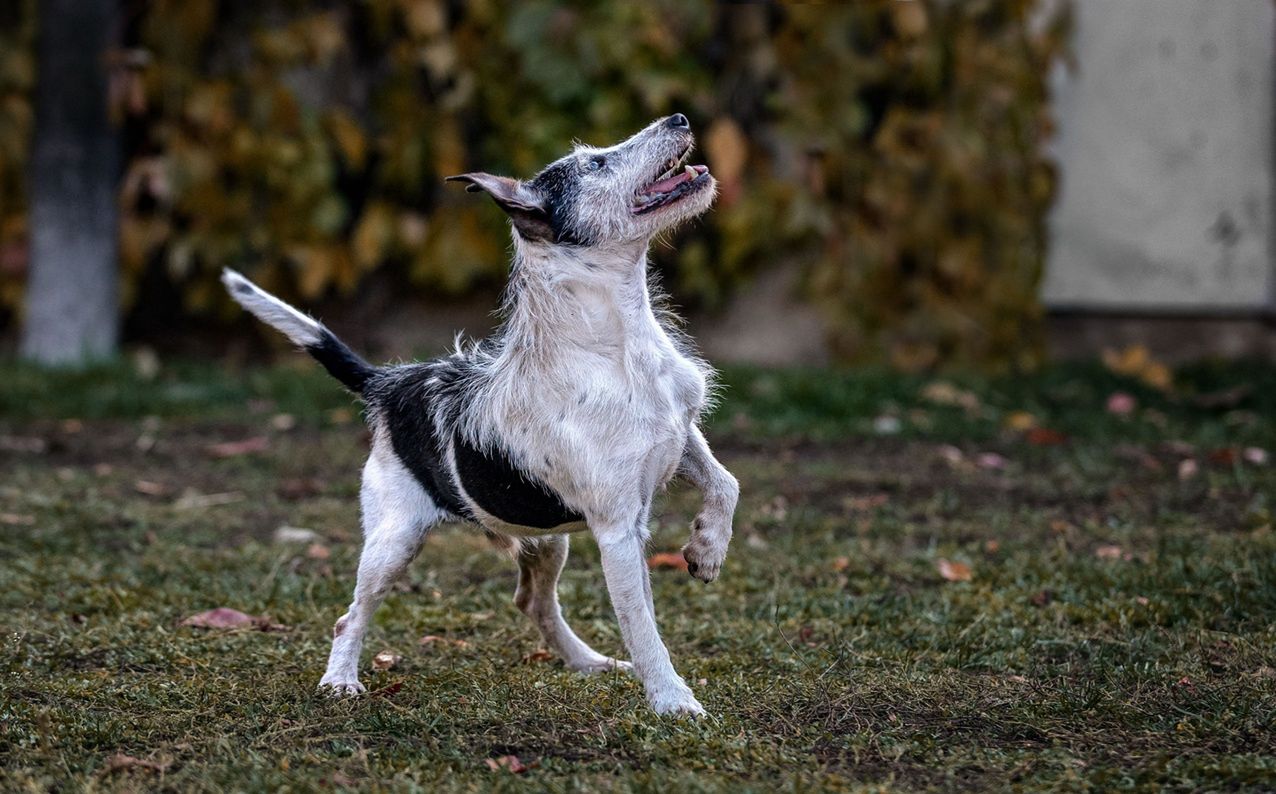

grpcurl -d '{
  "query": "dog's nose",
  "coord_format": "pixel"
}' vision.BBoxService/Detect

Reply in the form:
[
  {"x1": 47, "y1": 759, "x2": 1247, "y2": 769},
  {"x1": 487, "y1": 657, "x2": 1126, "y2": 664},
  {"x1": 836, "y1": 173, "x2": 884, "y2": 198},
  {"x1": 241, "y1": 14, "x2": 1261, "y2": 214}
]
[{"x1": 666, "y1": 113, "x2": 690, "y2": 131}]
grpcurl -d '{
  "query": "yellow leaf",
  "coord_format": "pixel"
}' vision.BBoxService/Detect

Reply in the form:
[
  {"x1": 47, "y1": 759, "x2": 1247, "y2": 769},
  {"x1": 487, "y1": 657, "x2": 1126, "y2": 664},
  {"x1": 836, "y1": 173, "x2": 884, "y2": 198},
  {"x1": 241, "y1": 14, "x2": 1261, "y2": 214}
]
[
  {"x1": 326, "y1": 109, "x2": 366, "y2": 169},
  {"x1": 289, "y1": 244, "x2": 334, "y2": 299},
  {"x1": 352, "y1": 203, "x2": 393, "y2": 270},
  {"x1": 705, "y1": 118, "x2": 748, "y2": 194},
  {"x1": 405, "y1": 0, "x2": 447, "y2": 39}
]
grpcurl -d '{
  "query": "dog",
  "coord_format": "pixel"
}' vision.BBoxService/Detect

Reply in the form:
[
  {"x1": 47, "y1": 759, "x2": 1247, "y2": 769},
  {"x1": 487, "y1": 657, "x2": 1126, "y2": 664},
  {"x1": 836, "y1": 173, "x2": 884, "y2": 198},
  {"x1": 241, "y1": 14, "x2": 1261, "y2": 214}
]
[{"x1": 222, "y1": 113, "x2": 739, "y2": 717}]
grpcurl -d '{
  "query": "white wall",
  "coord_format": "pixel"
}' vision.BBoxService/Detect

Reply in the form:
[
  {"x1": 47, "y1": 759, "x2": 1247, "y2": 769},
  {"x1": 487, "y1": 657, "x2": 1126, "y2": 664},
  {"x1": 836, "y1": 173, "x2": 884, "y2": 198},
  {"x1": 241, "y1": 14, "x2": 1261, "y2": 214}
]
[{"x1": 1043, "y1": 0, "x2": 1274, "y2": 311}]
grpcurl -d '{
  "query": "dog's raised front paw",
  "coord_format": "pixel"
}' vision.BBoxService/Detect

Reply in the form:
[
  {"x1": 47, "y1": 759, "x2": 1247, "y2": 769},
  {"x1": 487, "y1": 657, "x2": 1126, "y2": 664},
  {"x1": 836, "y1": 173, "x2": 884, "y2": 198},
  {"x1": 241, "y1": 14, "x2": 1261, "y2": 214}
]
[
  {"x1": 318, "y1": 676, "x2": 366, "y2": 697},
  {"x1": 647, "y1": 680, "x2": 706, "y2": 717},
  {"x1": 682, "y1": 521, "x2": 729, "y2": 583}
]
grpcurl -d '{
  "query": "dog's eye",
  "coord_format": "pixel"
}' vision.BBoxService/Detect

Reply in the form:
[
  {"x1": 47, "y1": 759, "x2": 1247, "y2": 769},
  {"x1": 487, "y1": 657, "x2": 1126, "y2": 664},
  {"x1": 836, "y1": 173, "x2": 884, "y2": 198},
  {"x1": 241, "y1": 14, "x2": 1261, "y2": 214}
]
[{"x1": 587, "y1": 155, "x2": 606, "y2": 172}]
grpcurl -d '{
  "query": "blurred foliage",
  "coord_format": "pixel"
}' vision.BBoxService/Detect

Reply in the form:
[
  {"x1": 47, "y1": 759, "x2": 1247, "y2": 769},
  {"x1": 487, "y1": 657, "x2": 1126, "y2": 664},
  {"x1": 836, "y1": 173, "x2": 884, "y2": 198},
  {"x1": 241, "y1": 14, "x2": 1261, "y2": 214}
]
[
  {"x1": 0, "y1": 0, "x2": 35, "y2": 317},
  {"x1": 0, "y1": 0, "x2": 1068, "y2": 369}
]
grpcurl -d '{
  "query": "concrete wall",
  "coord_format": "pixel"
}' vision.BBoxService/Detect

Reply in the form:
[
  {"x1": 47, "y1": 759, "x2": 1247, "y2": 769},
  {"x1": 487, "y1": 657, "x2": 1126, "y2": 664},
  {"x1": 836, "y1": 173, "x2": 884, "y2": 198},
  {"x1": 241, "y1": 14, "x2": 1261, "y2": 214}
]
[{"x1": 1043, "y1": 0, "x2": 1274, "y2": 311}]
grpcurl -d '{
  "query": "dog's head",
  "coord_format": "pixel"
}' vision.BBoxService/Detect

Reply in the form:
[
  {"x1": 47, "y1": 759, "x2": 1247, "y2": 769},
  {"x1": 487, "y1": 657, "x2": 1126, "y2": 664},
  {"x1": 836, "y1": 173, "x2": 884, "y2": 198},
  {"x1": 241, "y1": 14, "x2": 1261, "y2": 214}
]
[{"x1": 448, "y1": 114, "x2": 716, "y2": 247}]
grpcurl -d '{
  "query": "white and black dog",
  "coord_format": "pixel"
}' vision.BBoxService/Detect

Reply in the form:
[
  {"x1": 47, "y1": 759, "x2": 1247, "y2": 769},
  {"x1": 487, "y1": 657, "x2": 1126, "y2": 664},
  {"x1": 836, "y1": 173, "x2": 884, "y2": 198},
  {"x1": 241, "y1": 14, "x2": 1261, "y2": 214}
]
[{"x1": 223, "y1": 114, "x2": 738, "y2": 717}]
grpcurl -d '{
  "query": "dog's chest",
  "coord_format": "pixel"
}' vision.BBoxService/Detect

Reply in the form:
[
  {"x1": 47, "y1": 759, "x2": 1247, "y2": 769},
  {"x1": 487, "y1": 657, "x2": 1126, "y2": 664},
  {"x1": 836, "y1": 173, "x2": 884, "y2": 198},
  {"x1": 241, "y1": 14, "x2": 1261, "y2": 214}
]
[{"x1": 506, "y1": 341, "x2": 704, "y2": 500}]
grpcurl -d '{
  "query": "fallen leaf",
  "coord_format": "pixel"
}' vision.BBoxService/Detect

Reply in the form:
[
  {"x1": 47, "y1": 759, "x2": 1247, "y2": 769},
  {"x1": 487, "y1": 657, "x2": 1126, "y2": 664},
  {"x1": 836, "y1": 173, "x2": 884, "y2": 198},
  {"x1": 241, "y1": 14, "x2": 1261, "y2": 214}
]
[
  {"x1": 0, "y1": 513, "x2": 35, "y2": 526},
  {"x1": 936, "y1": 559, "x2": 972, "y2": 582},
  {"x1": 419, "y1": 635, "x2": 472, "y2": 650},
  {"x1": 937, "y1": 444, "x2": 965, "y2": 465},
  {"x1": 921, "y1": 381, "x2": 980, "y2": 411},
  {"x1": 1030, "y1": 589, "x2": 1053, "y2": 606},
  {"x1": 370, "y1": 681, "x2": 404, "y2": 698},
  {"x1": 984, "y1": 539, "x2": 1001, "y2": 553},
  {"x1": 206, "y1": 436, "x2": 270, "y2": 458},
  {"x1": 844, "y1": 493, "x2": 890, "y2": 512},
  {"x1": 372, "y1": 650, "x2": 400, "y2": 671},
  {"x1": 278, "y1": 478, "x2": 325, "y2": 500},
  {"x1": 101, "y1": 754, "x2": 170, "y2": 775},
  {"x1": 174, "y1": 490, "x2": 244, "y2": 510},
  {"x1": 832, "y1": 556, "x2": 851, "y2": 572},
  {"x1": 485, "y1": 755, "x2": 535, "y2": 774},
  {"x1": 975, "y1": 452, "x2": 1008, "y2": 470},
  {"x1": 522, "y1": 649, "x2": 554, "y2": 664},
  {"x1": 647, "y1": 552, "x2": 689, "y2": 571},
  {"x1": 1094, "y1": 545, "x2": 1124, "y2": 560},
  {"x1": 1106, "y1": 392, "x2": 1137, "y2": 416},
  {"x1": 1025, "y1": 428, "x2": 1068, "y2": 446},
  {"x1": 273, "y1": 526, "x2": 319, "y2": 544},
  {"x1": 180, "y1": 607, "x2": 287, "y2": 632},
  {"x1": 306, "y1": 543, "x2": 331, "y2": 560},
  {"x1": 134, "y1": 479, "x2": 169, "y2": 497},
  {"x1": 1178, "y1": 459, "x2": 1199, "y2": 481},
  {"x1": 270, "y1": 413, "x2": 297, "y2": 431},
  {"x1": 1004, "y1": 411, "x2": 1037, "y2": 431},
  {"x1": 1207, "y1": 448, "x2": 1237, "y2": 466}
]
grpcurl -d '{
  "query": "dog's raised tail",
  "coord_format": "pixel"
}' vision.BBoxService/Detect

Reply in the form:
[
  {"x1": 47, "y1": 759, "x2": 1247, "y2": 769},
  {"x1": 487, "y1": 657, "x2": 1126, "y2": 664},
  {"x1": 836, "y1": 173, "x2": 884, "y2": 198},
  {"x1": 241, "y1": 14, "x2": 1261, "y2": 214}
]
[{"x1": 221, "y1": 268, "x2": 378, "y2": 395}]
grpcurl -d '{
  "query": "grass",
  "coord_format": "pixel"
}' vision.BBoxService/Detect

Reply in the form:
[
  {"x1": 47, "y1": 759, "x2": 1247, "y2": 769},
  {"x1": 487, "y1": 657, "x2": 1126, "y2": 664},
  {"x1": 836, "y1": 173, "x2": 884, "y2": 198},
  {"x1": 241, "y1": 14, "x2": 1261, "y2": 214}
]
[{"x1": 2, "y1": 356, "x2": 1275, "y2": 791}]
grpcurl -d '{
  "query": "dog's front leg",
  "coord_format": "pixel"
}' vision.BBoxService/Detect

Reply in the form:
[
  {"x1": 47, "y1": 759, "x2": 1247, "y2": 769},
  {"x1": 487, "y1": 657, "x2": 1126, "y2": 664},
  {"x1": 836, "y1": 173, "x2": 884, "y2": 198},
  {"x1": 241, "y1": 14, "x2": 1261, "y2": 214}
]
[
  {"x1": 678, "y1": 425, "x2": 738, "y2": 583},
  {"x1": 594, "y1": 514, "x2": 704, "y2": 716}
]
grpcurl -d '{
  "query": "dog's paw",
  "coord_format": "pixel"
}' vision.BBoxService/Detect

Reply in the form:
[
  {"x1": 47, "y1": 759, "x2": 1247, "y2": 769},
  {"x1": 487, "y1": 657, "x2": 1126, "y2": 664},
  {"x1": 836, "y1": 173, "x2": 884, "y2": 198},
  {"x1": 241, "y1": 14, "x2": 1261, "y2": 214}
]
[
  {"x1": 647, "y1": 681, "x2": 706, "y2": 717},
  {"x1": 568, "y1": 655, "x2": 634, "y2": 675},
  {"x1": 318, "y1": 676, "x2": 366, "y2": 697},
  {"x1": 682, "y1": 521, "x2": 730, "y2": 583}
]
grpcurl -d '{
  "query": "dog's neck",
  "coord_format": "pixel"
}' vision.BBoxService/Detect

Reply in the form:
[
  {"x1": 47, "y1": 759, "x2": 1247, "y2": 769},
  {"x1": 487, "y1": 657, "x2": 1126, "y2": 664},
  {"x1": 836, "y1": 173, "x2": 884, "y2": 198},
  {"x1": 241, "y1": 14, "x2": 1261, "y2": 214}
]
[{"x1": 500, "y1": 237, "x2": 660, "y2": 362}]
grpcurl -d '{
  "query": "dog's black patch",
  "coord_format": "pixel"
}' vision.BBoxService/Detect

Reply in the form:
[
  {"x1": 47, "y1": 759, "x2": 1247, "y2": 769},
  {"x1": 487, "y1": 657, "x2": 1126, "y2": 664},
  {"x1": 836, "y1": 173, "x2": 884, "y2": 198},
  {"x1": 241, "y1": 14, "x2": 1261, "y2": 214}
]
[
  {"x1": 529, "y1": 160, "x2": 586, "y2": 245},
  {"x1": 369, "y1": 358, "x2": 581, "y2": 529},
  {"x1": 382, "y1": 392, "x2": 473, "y2": 520},
  {"x1": 305, "y1": 329, "x2": 378, "y2": 394},
  {"x1": 452, "y1": 435, "x2": 584, "y2": 529}
]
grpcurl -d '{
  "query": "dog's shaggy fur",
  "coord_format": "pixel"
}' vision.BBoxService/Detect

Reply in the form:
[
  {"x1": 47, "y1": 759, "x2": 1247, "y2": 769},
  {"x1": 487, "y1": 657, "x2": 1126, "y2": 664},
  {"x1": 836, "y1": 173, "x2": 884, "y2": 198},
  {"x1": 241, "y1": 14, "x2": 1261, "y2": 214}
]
[{"x1": 224, "y1": 114, "x2": 738, "y2": 716}]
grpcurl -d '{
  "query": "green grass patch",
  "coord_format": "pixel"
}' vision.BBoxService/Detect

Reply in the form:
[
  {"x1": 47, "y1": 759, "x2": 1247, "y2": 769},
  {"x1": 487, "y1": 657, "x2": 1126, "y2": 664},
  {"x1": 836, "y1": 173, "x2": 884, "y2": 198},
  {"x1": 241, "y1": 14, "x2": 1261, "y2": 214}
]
[{"x1": 2, "y1": 358, "x2": 1274, "y2": 790}]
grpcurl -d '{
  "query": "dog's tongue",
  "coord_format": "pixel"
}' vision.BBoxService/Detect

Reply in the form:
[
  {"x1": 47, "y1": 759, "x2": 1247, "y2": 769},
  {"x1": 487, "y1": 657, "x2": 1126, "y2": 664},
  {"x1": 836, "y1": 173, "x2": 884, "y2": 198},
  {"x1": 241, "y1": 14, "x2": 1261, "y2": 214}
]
[{"x1": 645, "y1": 165, "x2": 707, "y2": 195}]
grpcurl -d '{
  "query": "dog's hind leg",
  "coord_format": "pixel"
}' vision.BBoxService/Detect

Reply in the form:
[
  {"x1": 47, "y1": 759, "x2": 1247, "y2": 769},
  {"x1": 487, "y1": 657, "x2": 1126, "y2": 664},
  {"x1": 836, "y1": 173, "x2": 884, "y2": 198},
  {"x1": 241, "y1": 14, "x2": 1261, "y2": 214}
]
[
  {"x1": 514, "y1": 535, "x2": 632, "y2": 675},
  {"x1": 319, "y1": 445, "x2": 444, "y2": 695}
]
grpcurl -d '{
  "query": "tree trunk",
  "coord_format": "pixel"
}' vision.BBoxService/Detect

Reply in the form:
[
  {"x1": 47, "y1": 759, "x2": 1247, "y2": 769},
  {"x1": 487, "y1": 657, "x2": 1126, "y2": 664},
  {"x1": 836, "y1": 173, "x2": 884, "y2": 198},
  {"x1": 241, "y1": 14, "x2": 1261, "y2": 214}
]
[{"x1": 20, "y1": 0, "x2": 120, "y2": 365}]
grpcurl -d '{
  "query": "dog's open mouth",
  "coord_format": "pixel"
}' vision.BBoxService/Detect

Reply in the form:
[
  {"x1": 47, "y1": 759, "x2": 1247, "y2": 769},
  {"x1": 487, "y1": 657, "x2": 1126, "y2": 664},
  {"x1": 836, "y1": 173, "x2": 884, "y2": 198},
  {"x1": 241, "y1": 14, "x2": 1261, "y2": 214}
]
[{"x1": 633, "y1": 149, "x2": 711, "y2": 215}]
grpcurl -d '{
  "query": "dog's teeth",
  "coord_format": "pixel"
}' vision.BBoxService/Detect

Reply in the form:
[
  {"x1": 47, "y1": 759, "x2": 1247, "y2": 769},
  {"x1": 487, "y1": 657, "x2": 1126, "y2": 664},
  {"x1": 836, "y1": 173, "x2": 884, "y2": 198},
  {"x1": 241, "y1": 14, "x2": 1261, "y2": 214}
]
[{"x1": 684, "y1": 165, "x2": 696, "y2": 178}]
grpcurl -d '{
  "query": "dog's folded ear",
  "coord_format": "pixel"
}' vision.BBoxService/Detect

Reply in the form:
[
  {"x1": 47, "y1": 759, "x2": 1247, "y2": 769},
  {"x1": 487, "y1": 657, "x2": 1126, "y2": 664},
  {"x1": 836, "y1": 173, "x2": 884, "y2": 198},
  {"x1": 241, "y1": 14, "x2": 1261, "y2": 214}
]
[{"x1": 446, "y1": 173, "x2": 553, "y2": 241}]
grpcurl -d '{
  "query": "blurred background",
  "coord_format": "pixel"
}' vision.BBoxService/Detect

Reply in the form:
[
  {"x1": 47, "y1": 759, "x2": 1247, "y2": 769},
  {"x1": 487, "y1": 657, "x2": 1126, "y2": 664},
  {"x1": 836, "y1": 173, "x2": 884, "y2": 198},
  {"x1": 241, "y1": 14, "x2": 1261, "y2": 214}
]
[
  {"x1": 7, "y1": 5, "x2": 1276, "y2": 787},
  {"x1": 0, "y1": 0, "x2": 1271, "y2": 370}
]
